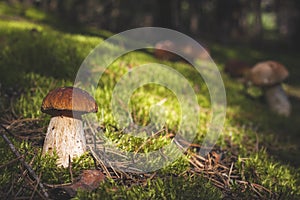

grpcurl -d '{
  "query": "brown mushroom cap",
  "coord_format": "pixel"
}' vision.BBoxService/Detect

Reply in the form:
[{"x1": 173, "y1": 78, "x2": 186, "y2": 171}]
[
  {"x1": 41, "y1": 87, "x2": 98, "y2": 117},
  {"x1": 247, "y1": 61, "x2": 289, "y2": 86}
]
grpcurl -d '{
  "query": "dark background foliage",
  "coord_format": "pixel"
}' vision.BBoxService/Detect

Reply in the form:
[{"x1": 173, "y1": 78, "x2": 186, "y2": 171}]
[{"x1": 22, "y1": 0, "x2": 300, "y2": 49}]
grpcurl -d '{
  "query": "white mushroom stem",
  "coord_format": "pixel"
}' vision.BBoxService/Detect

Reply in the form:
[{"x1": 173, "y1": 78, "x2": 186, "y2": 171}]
[
  {"x1": 264, "y1": 84, "x2": 291, "y2": 117},
  {"x1": 42, "y1": 115, "x2": 86, "y2": 167}
]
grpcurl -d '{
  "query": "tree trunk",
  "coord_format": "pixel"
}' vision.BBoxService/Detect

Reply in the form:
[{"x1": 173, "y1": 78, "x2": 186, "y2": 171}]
[
  {"x1": 189, "y1": 0, "x2": 198, "y2": 34},
  {"x1": 252, "y1": 0, "x2": 263, "y2": 43},
  {"x1": 155, "y1": 0, "x2": 173, "y2": 28}
]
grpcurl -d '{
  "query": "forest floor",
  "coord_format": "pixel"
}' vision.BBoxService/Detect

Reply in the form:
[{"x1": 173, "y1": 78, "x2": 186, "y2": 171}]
[{"x1": 0, "y1": 2, "x2": 299, "y2": 200}]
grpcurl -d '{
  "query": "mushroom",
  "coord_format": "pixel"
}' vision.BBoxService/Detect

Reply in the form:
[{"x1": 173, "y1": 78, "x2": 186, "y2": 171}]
[
  {"x1": 180, "y1": 43, "x2": 210, "y2": 61},
  {"x1": 154, "y1": 40, "x2": 177, "y2": 61},
  {"x1": 245, "y1": 60, "x2": 291, "y2": 117},
  {"x1": 41, "y1": 87, "x2": 98, "y2": 167},
  {"x1": 154, "y1": 40, "x2": 210, "y2": 62}
]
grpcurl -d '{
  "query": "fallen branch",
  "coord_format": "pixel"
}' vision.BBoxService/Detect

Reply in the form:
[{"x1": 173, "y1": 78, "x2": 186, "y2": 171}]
[{"x1": 0, "y1": 124, "x2": 49, "y2": 199}]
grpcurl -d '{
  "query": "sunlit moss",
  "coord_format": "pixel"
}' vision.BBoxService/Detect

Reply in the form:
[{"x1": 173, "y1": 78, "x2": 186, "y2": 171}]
[
  {"x1": 0, "y1": 20, "x2": 42, "y2": 31},
  {"x1": 237, "y1": 150, "x2": 300, "y2": 197},
  {"x1": 25, "y1": 7, "x2": 47, "y2": 21},
  {"x1": 75, "y1": 175, "x2": 223, "y2": 200}
]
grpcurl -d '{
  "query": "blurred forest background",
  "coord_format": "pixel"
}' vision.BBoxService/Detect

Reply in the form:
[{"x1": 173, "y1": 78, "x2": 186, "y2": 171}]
[{"x1": 9, "y1": 0, "x2": 300, "y2": 49}]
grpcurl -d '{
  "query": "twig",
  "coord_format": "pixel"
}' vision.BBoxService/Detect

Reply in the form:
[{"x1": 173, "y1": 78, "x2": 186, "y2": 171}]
[
  {"x1": 250, "y1": 183, "x2": 263, "y2": 198},
  {"x1": 227, "y1": 162, "x2": 234, "y2": 186},
  {"x1": 190, "y1": 156, "x2": 205, "y2": 168},
  {"x1": 6, "y1": 176, "x2": 16, "y2": 197},
  {"x1": 255, "y1": 133, "x2": 259, "y2": 152},
  {"x1": 0, "y1": 156, "x2": 23, "y2": 169},
  {"x1": 30, "y1": 173, "x2": 42, "y2": 200},
  {"x1": 107, "y1": 159, "x2": 120, "y2": 178},
  {"x1": 88, "y1": 147, "x2": 112, "y2": 179},
  {"x1": 22, "y1": 175, "x2": 46, "y2": 200},
  {"x1": 43, "y1": 182, "x2": 73, "y2": 188},
  {"x1": 5, "y1": 118, "x2": 42, "y2": 130},
  {"x1": 69, "y1": 155, "x2": 74, "y2": 183},
  {"x1": 190, "y1": 152, "x2": 206, "y2": 162},
  {"x1": 134, "y1": 128, "x2": 165, "y2": 155},
  {"x1": 0, "y1": 124, "x2": 49, "y2": 199}
]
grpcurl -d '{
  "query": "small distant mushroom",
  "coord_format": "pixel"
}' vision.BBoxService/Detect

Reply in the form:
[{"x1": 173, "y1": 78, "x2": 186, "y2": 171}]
[
  {"x1": 41, "y1": 87, "x2": 98, "y2": 167},
  {"x1": 245, "y1": 60, "x2": 291, "y2": 117},
  {"x1": 154, "y1": 40, "x2": 177, "y2": 61},
  {"x1": 154, "y1": 40, "x2": 210, "y2": 62},
  {"x1": 180, "y1": 42, "x2": 210, "y2": 61}
]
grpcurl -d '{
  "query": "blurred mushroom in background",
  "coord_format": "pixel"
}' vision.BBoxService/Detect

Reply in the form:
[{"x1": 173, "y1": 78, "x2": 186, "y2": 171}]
[
  {"x1": 154, "y1": 40, "x2": 177, "y2": 61},
  {"x1": 154, "y1": 40, "x2": 210, "y2": 62},
  {"x1": 245, "y1": 60, "x2": 291, "y2": 117}
]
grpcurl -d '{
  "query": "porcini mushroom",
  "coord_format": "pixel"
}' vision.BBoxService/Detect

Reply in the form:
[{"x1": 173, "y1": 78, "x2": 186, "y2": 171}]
[
  {"x1": 41, "y1": 87, "x2": 98, "y2": 167},
  {"x1": 245, "y1": 60, "x2": 291, "y2": 117}
]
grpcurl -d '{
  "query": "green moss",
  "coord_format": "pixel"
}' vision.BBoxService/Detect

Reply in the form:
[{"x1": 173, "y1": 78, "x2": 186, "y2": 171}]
[
  {"x1": 35, "y1": 152, "x2": 95, "y2": 184},
  {"x1": 75, "y1": 175, "x2": 223, "y2": 200},
  {"x1": 237, "y1": 150, "x2": 300, "y2": 198},
  {"x1": 0, "y1": 4, "x2": 300, "y2": 199},
  {"x1": 25, "y1": 7, "x2": 47, "y2": 21}
]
